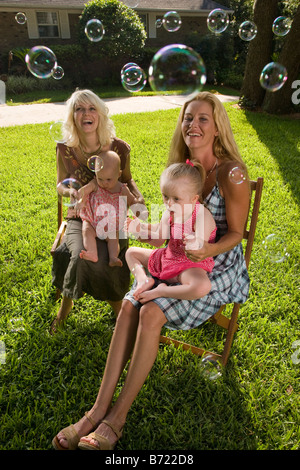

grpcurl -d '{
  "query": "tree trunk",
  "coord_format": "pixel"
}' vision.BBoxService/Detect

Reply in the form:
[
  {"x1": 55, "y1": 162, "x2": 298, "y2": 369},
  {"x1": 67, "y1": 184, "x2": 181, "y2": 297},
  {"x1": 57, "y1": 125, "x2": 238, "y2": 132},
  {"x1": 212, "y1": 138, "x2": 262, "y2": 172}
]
[
  {"x1": 239, "y1": 0, "x2": 279, "y2": 108},
  {"x1": 263, "y1": 5, "x2": 300, "y2": 114}
]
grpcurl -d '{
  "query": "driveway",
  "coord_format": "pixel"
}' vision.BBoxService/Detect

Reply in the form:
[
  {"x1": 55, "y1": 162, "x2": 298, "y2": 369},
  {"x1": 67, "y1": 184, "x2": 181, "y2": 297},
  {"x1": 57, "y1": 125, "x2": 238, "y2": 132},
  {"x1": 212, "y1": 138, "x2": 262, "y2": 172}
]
[{"x1": 0, "y1": 94, "x2": 238, "y2": 128}]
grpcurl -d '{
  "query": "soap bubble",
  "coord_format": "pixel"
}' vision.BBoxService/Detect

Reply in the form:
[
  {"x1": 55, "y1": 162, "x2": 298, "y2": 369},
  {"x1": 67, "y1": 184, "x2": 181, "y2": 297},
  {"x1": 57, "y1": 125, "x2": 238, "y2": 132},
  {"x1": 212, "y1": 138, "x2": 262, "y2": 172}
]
[
  {"x1": 229, "y1": 167, "x2": 246, "y2": 184},
  {"x1": 9, "y1": 317, "x2": 25, "y2": 333},
  {"x1": 87, "y1": 155, "x2": 104, "y2": 172},
  {"x1": 259, "y1": 62, "x2": 288, "y2": 92},
  {"x1": 25, "y1": 46, "x2": 57, "y2": 79},
  {"x1": 60, "y1": 178, "x2": 82, "y2": 207},
  {"x1": 121, "y1": 62, "x2": 138, "y2": 77},
  {"x1": 85, "y1": 19, "x2": 105, "y2": 42},
  {"x1": 162, "y1": 11, "x2": 182, "y2": 32},
  {"x1": 49, "y1": 121, "x2": 65, "y2": 143},
  {"x1": 121, "y1": 64, "x2": 147, "y2": 92},
  {"x1": 262, "y1": 234, "x2": 288, "y2": 263},
  {"x1": 0, "y1": 340, "x2": 6, "y2": 365},
  {"x1": 200, "y1": 355, "x2": 222, "y2": 381},
  {"x1": 51, "y1": 65, "x2": 64, "y2": 80},
  {"x1": 148, "y1": 44, "x2": 206, "y2": 99},
  {"x1": 15, "y1": 12, "x2": 27, "y2": 24},
  {"x1": 126, "y1": 0, "x2": 139, "y2": 7},
  {"x1": 121, "y1": 64, "x2": 143, "y2": 86},
  {"x1": 291, "y1": 340, "x2": 300, "y2": 365},
  {"x1": 156, "y1": 19, "x2": 162, "y2": 28},
  {"x1": 207, "y1": 9, "x2": 229, "y2": 34},
  {"x1": 238, "y1": 20, "x2": 257, "y2": 41},
  {"x1": 272, "y1": 16, "x2": 292, "y2": 37}
]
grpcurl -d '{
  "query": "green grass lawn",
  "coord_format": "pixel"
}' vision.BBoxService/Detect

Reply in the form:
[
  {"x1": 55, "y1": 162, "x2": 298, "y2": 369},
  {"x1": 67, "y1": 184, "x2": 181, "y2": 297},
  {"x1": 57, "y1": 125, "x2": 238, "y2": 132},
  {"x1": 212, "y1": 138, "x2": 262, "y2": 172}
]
[{"x1": 0, "y1": 103, "x2": 299, "y2": 450}]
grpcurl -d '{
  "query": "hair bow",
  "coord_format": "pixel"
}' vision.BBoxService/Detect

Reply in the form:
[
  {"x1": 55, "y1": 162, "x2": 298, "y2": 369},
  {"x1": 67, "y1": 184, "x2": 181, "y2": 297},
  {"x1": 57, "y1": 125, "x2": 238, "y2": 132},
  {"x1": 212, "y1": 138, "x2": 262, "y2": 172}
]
[{"x1": 186, "y1": 158, "x2": 194, "y2": 167}]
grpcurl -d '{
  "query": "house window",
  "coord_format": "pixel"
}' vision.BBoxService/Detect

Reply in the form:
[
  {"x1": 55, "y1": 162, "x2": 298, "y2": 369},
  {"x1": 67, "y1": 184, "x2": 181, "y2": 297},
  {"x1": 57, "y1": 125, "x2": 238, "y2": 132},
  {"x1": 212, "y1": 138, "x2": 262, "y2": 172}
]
[
  {"x1": 36, "y1": 12, "x2": 59, "y2": 38},
  {"x1": 138, "y1": 14, "x2": 148, "y2": 34}
]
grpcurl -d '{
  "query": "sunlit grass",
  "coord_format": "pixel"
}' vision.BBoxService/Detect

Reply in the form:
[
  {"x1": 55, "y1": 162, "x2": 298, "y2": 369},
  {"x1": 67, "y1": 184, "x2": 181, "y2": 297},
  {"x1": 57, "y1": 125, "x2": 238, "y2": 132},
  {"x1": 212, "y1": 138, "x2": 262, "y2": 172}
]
[{"x1": 0, "y1": 104, "x2": 299, "y2": 450}]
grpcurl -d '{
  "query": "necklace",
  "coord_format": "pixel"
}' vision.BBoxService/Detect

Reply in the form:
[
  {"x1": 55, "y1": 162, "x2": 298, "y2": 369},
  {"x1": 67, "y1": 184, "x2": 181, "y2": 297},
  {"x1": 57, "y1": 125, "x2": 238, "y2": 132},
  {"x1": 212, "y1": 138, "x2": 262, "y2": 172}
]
[
  {"x1": 206, "y1": 158, "x2": 218, "y2": 179},
  {"x1": 79, "y1": 143, "x2": 102, "y2": 160}
]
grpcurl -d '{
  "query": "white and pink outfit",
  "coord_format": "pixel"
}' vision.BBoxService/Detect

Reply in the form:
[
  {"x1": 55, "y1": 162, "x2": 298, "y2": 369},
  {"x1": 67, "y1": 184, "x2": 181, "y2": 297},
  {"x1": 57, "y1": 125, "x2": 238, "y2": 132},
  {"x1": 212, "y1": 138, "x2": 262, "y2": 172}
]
[
  {"x1": 148, "y1": 202, "x2": 216, "y2": 281},
  {"x1": 80, "y1": 185, "x2": 127, "y2": 239}
]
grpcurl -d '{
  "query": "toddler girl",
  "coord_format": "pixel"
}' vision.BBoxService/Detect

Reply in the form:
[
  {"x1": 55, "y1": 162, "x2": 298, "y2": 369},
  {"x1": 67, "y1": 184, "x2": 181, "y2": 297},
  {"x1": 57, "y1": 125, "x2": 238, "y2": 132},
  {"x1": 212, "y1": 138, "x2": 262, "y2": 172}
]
[{"x1": 125, "y1": 160, "x2": 216, "y2": 302}]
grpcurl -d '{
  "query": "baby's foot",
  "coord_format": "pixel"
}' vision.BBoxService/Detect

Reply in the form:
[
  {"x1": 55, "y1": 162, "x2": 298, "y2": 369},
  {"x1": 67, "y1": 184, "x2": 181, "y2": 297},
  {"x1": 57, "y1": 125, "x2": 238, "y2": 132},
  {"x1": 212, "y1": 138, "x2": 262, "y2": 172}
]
[
  {"x1": 109, "y1": 257, "x2": 123, "y2": 267},
  {"x1": 79, "y1": 250, "x2": 98, "y2": 262},
  {"x1": 134, "y1": 277, "x2": 155, "y2": 300}
]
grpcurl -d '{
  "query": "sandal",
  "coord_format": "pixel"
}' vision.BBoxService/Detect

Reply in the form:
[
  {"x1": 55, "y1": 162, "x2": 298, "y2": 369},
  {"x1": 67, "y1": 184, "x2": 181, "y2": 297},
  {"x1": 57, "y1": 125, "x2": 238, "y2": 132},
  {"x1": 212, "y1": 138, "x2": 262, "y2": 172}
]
[
  {"x1": 78, "y1": 419, "x2": 123, "y2": 451},
  {"x1": 52, "y1": 412, "x2": 97, "y2": 450}
]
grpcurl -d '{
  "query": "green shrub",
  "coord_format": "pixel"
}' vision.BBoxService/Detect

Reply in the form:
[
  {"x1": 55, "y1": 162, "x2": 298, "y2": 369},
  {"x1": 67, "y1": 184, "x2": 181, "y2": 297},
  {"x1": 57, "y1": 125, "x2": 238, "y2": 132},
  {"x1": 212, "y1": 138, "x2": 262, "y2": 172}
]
[
  {"x1": 78, "y1": 0, "x2": 147, "y2": 59},
  {"x1": 6, "y1": 74, "x2": 70, "y2": 94}
]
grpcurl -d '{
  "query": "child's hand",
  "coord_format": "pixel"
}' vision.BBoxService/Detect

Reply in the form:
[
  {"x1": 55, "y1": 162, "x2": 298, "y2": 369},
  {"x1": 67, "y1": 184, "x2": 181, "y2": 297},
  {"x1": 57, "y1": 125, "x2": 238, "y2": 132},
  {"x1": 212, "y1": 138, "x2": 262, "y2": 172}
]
[{"x1": 124, "y1": 215, "x2": 141, "y2": 239}]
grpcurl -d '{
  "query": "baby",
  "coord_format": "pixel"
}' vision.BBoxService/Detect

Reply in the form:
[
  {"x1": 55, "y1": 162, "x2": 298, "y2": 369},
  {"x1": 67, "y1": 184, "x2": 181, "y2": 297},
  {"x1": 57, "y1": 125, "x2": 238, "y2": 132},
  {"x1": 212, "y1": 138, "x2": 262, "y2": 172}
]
[{"x1": 80, "y1": 150, "x2": 138, "y2": 267}]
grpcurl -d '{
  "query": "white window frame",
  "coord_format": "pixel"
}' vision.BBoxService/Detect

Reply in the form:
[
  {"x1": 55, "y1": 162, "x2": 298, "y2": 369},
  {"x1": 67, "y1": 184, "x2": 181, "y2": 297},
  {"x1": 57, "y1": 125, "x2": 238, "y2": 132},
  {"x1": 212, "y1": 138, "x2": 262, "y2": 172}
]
[
  {"x1": 36, "y1": 11, "x2": 60, "y2": 38},
  {"x1": 25, "y1": 10, "x2": 71, "y2": 40}
]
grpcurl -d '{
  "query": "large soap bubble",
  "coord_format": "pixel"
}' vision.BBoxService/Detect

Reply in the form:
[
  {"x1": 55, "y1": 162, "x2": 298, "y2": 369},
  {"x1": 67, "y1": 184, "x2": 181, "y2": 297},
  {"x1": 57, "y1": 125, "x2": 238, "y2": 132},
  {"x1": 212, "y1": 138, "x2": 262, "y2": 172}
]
[
  {"x1": 207, "y1": 9, "x2": 229, "y2": 34},
  {"x1": 25, "y1": 46, "x2": 57, "y2": 79},
  {"x1": 49, "y1": 121, "x2": 65, "y2": 143},
  {"x1": 238, "y1": 20, "x2": 257, "y2": 41},
  {"x1": 272, "y1": 16, "x2": 292, "y2": 37},
  {"x1": 259, "y1": 62, "x2": 288, "y2": 92},
  {"x1": 85, "y1": 19, "x2": 105, "y2": 42},
  {"x1": 148, "y1": 44, "x2": 206, "y2": 99},
  {"x1": 121, "y1": 64, "x2": 147, "y2": 92},
  {"x1": 162, "y1": 11, "x2": 182, "y2": 32},
  {"x1": 262, "y1": 234, "x2": 289, "y2": 263}
]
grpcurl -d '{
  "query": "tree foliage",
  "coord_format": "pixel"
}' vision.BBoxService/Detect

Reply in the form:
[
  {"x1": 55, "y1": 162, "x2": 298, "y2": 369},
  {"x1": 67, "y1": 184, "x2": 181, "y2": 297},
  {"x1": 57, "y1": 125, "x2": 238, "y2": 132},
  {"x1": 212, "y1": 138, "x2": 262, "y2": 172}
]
[{"x1": 78, "y1": 0, "x2": 147, "y2": 59}]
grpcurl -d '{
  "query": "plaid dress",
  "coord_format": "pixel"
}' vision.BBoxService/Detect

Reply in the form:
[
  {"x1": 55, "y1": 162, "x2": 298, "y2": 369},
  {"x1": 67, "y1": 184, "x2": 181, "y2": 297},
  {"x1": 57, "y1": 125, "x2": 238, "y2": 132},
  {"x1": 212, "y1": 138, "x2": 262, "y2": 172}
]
[{"x1": 124, "y1": 179, "x2": 250, "y2": 330}]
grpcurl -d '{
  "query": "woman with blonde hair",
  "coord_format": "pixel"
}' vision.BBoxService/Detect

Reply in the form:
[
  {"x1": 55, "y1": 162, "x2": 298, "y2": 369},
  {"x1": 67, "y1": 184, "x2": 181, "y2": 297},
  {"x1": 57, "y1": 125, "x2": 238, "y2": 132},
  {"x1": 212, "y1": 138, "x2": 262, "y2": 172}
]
[
  {"x1": 51, "y1": 89, "x2": 144, "y2": 333},
  {"x1": 52, "y1": 92, "x2": 251, "y2": 450}
]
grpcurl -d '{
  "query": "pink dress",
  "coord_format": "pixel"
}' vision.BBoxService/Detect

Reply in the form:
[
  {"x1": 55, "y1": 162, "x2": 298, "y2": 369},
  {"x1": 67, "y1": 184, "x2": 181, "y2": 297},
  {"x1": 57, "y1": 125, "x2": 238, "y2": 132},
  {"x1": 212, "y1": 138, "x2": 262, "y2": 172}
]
[
  {"x1": 80, "y1": 185, "x2": 127, "y2": 239},
  {"x1": 148, "y1": 202, "x2": 216, "y2": 280}
]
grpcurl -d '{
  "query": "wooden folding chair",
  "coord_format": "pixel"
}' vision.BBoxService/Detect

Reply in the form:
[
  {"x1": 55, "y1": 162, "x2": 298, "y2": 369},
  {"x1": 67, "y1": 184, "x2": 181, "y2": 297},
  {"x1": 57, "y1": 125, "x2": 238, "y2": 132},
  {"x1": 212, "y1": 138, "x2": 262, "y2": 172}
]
[
  {"x1": 160, "y1": 177, "x2": 263, "y2": 366},
  {"x1": 51, "y1": 195, "x2": 67, "y2": 255},
  {"x1": 51, "y1": 195, "x2": 67, "y2": 299}
]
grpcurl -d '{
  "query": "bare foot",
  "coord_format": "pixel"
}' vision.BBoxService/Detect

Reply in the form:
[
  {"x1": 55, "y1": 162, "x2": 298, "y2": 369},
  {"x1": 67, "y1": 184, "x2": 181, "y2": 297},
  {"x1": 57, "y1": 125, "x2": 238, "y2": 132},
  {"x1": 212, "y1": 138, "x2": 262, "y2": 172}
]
[
  {"x1": 137, "y1": 283, "x2": 167, "y2": 303},
  {"x1": 109, "y1": 257, "x2": 123, "y2": 267},
  {"x1": 79, "y1": 250, "x2": 98, "y2": 262},
  {"x1": 133, "y1": 277, "x2": 155, "y2": 300}
]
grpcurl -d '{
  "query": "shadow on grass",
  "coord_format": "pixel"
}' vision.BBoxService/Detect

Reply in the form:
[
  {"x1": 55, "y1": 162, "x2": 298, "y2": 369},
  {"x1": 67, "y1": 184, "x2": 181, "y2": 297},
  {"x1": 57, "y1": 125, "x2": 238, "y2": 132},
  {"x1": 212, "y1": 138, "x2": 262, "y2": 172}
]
[
  {"x1": 244, "y1": 109, "x2": 300, "y2": 207},
  {"x1": 124, "y1": 343, "x2": 258, "y2": 450}
]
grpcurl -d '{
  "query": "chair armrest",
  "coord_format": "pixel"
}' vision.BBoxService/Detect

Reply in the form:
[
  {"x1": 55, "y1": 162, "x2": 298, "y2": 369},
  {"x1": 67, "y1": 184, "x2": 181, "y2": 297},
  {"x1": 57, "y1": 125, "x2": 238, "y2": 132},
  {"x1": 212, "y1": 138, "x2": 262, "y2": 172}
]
[{"x1": 51, "y1": 221, "x2": 67, "y2": 255}]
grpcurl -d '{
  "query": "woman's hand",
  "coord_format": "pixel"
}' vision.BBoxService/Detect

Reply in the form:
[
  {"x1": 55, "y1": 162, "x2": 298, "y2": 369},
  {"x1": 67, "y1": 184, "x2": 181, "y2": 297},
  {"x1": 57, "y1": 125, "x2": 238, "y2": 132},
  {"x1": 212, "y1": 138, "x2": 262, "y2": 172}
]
[{"x1": 184, "y1": 238, "x2": 214, "y2": 262}]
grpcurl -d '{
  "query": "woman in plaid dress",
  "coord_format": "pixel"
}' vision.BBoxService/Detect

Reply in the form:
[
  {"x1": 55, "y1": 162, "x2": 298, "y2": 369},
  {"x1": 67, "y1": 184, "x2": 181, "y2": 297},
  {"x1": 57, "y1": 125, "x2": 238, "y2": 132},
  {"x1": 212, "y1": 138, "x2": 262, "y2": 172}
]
[{"x1": 53, "y1": 92, "x2": 250, "y2": 450}]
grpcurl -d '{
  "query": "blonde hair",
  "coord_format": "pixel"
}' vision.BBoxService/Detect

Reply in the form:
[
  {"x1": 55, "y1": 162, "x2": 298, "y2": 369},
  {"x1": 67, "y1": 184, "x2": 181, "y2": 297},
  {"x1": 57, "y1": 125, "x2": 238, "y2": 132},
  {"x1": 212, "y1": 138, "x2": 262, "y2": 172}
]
[
  {"x1": 160, "y1": 161, "x2": 206, "y2": 203},
  {"x1": 168, "y1": 92, "x2": 247, "y2": 174},
  {"x1": 63, "y1": 89, "x2": 116, "y2": 148}
]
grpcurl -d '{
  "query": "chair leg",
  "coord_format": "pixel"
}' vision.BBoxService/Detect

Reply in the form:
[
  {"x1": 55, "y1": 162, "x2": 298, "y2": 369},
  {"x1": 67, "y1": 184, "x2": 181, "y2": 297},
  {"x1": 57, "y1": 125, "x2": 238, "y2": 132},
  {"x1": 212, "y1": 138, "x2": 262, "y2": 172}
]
[
  {"x1": 55, "y1": 288, "x2": 61, "y2": 301},
  {"x1": 221, "y1": 303, "x2": 240, "y2": 366}
]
